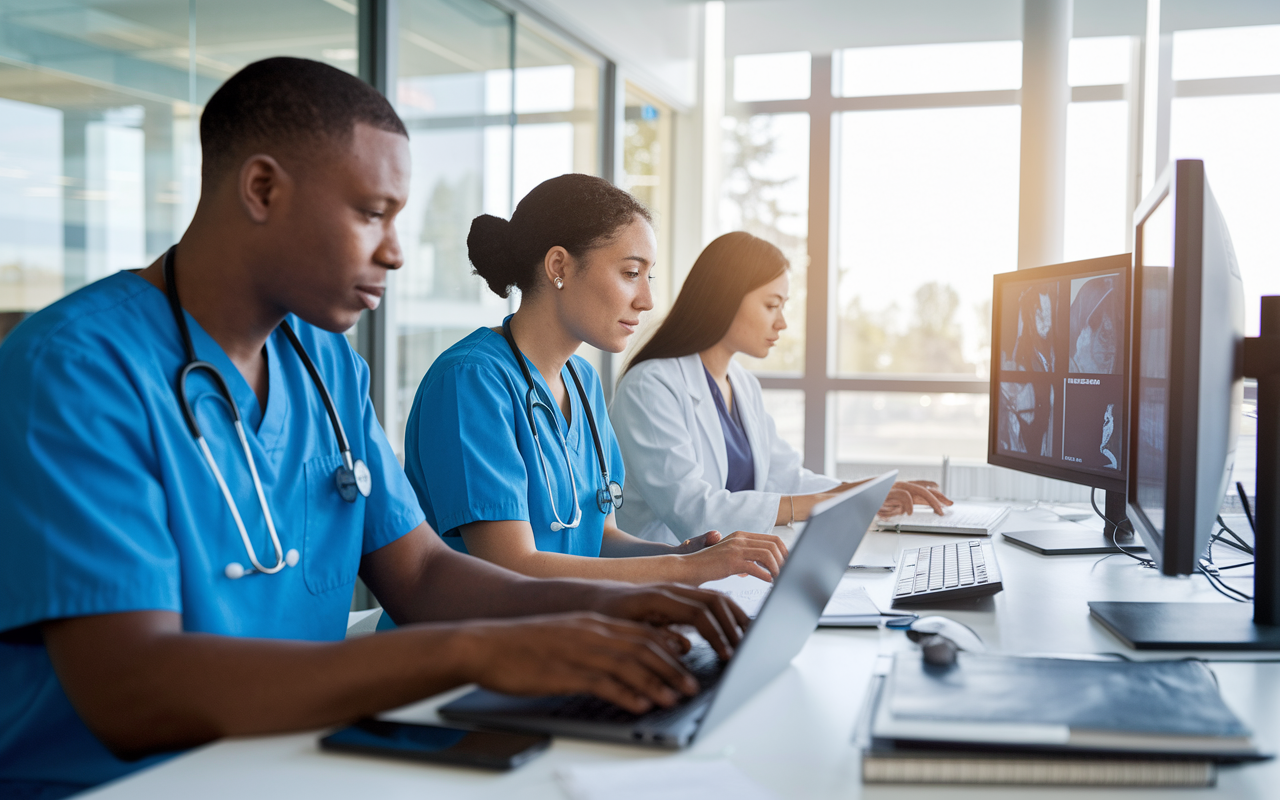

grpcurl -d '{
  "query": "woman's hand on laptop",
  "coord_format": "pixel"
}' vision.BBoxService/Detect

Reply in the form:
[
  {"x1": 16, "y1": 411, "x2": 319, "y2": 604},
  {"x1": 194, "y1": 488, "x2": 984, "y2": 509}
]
[
  {"x1": 457, "y1": 613, "x2": 702, "y2": 714},
  {"x1": 671, "y1": 530, "x2": 789, "y2": 585},
  {"x1": 878, "y1": 481, "x2": 953, "y2": 517}
]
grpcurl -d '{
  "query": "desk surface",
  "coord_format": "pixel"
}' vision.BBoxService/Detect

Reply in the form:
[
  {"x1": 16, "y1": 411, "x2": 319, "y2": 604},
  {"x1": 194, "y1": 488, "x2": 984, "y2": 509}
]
[{"x1": 84, "y1": 506, "x2": 1278, "y2": 799}]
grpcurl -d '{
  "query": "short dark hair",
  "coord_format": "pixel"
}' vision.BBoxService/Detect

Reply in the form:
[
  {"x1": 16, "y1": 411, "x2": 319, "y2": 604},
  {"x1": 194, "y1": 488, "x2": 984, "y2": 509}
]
[
  {"x1": 199, "y1": 56, "x2": 407, "y2": 186},
  {"x1": 467, "y1": 174, "x2": 652, "y2": 299}
]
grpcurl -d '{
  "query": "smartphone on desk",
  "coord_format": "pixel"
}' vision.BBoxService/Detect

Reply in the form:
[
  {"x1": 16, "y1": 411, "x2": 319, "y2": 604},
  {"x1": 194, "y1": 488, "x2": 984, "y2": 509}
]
[{"x1": 320, "y1": 718, "x2": 550, "y2": 770}]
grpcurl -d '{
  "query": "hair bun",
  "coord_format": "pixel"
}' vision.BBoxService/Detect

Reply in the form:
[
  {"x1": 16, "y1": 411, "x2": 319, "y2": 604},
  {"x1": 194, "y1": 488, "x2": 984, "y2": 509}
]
[{"x1": 467, "y1": 214, "x2": 517, "y2": 298}]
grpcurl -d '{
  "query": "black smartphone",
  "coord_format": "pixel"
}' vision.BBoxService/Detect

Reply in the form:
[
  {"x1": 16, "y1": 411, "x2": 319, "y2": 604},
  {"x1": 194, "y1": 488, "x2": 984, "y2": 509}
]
[{"x1": 320, "y1": 718, "x2": 550, "y2": 770}]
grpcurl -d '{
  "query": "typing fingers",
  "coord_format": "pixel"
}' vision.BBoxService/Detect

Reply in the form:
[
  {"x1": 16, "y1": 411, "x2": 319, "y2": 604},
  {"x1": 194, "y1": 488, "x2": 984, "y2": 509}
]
[
  {"x1": 583, "y1": 618, "x2": 699, "y2": 701},
  {"x1": 881, "y1": 487, "x2": 915, "y2": 516},
  {"x1": 659, "y1": 586, "x2": 747, "y2": 648}
]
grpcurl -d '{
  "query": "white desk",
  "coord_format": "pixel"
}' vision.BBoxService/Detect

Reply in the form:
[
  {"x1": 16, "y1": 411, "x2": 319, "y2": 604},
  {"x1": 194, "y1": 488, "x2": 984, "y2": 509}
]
[{"x1": 83, "y1": 506, "x2": 1279, "y2": 799}]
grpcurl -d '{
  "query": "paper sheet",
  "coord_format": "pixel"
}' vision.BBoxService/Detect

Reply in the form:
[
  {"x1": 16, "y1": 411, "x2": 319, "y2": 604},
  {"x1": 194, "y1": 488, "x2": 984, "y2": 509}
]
[
  {"x1": 556, "y1": 758, "x2": 780, "y2": 800},
  {"x1": 700, "y1": 574, "x2": 882, "y2": 621}
]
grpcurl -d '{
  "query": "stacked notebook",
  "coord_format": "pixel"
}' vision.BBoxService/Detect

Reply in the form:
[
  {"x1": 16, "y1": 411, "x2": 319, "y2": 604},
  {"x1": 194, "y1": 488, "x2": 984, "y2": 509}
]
[{"x1": 856, "y1": 652, "x2": 1267, "y2": 787}]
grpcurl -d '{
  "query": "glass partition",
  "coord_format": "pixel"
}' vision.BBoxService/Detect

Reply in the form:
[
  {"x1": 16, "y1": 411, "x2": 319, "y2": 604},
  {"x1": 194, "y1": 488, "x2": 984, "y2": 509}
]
[
  {"x1": 392, "y1": 0, "x2": 515, "y2": 454},
  {"x1": 0, "y1": 0, "x2": 356, "y2": 346}
]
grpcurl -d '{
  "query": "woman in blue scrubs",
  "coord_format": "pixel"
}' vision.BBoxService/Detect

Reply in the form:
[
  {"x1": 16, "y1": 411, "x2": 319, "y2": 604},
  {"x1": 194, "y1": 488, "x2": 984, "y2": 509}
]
[{"x1": 405, "y1": 174, "x2": 788, "y2": 585}]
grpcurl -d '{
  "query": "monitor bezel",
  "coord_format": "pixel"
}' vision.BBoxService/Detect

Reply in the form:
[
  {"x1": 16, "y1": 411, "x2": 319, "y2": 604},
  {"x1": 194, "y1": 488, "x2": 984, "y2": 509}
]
[
  {"x1": 1127, "y1": 160, "x2": 1203, "y2": 575},
  {"x1": 987, "y1": 253, "x2": 1133, "y2": 494}
]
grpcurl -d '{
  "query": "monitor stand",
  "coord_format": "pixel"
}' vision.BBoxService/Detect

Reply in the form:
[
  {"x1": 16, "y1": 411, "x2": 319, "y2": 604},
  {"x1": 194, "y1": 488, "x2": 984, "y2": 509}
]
[
  {"x1": 1089, "y1": 295, "x2": 1280, "y2": 650},
  {"x1": 1003, "y1": 490, "x2": 1145, "y2": 556}
]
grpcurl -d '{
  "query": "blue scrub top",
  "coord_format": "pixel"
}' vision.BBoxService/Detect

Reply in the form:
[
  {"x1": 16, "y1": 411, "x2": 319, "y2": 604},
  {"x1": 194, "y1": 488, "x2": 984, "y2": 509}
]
[
  {"x1": 404, "y1": 322, "x2": 624, "y2": 557},
  {"x1": 0, "y1": 272, "x2": 425, "y2": 796}
]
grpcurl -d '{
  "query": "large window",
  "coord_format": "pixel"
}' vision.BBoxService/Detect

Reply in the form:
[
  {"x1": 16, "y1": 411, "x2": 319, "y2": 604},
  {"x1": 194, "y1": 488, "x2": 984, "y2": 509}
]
[
  {"x1": 724, "y1": 32, "x2": 1141, "y2": 474},
  {"x1": 0, "y1": 0, "x2": 357, "y2": 344},
  {"x1": 1170, "y1": 24, "x2": 1280, "y2": 339}
]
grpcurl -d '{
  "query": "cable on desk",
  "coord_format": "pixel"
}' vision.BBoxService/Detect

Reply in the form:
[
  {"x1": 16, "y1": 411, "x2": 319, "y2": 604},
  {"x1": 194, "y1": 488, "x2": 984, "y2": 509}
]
[
  {"x1": 1090, "y1": 488, "x2": 1153, "y2": 567},
  {"x1": 1214, "y1": 515, "x2": 1254, "y2": 556},
  {"x1": 1237, "y1": 481, "x2": 1257, "y2": 534},
  {"x1": 1197, "y1": 563, "x2": 1252, "y2": 602}
]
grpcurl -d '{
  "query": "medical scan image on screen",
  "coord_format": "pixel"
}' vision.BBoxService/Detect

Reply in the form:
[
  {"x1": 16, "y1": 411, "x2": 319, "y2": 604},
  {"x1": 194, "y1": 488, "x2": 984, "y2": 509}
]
[
  {"x1": 996, "y1": 270, "x2": 1125, "y2": 479},
  {"x1": 998, "y1": 380, "x2": 1055, "y2": 456},
  {"x1": 1001, "y1": 282, "x2": 1059, "y2": 373}
]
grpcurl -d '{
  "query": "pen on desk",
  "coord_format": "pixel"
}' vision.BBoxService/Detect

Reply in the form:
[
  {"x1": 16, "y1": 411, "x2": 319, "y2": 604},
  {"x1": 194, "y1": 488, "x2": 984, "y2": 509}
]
[{"x1": 847, "y1": 564, "x2": 895, "y2": 572}]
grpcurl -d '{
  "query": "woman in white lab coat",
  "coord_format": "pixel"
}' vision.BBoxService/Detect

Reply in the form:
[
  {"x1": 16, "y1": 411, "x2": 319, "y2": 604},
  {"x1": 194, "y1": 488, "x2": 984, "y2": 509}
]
[{"x1": 610, "y1": 232, "x2": 949, "y2": 545}]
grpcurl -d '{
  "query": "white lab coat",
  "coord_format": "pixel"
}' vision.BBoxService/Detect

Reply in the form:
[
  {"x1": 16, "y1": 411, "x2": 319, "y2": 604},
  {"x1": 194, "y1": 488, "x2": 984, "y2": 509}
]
[{"x1": 609, "y1": 354, "x2": 839, "y2": 545}]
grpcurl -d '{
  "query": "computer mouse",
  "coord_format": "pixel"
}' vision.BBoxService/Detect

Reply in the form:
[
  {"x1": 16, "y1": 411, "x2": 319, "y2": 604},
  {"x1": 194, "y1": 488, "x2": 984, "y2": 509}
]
[{"x1": 909, "y1": 616, "x2": 986, "y2": 654}]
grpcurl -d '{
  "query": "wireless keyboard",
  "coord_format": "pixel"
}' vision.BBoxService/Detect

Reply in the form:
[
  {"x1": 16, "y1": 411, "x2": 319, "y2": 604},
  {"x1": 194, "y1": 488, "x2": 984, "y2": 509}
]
[{"x1": 891, "y1": 540, "x2": 1003, "y2": 605}]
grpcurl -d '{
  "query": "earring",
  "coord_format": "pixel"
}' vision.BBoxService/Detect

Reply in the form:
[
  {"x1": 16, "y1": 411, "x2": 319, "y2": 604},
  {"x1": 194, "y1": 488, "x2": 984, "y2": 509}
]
[{"x1": 553, "y1": 277, "x2": 564, "y2": 289}]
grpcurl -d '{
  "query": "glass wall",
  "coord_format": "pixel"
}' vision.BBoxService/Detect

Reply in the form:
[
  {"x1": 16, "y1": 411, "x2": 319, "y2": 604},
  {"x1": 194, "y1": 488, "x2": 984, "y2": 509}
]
[
  {"x1": 514, "y1": 17, "x2": 600, "y2": 201},
  {"x1": 622, "y1": 83, "x2": 673, "y2": 310},
  {"x1": 391, "y1": 0, "x2": 514, "y2": 454},
  {"x1": 388, "y1": 3, "x2": 605, "y2": 454},
  {"x1": 0, "y1": 0, "x2": 357, "y2": 344}
]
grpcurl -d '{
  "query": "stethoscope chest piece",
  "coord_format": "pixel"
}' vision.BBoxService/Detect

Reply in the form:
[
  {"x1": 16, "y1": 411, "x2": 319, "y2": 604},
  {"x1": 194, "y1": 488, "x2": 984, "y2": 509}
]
[
  {"x1": 336, "y1": 458, "x2": 372, "y2": 502},
  {"x1": 598, "y1": 480, "x2": 624, "y2": 514},
  {"x1": 162, "y1": 245, "x2": 375, "y2": 581}
]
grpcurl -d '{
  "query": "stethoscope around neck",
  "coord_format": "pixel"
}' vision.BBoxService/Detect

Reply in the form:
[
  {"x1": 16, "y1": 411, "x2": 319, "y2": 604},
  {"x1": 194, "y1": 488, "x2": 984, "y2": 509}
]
[
  {"x1": 162, "y1": 247, "x2": 371, "y2": 579},
  {"x1": 500, "y1": 317, "x2": 622, "y2": 531}
]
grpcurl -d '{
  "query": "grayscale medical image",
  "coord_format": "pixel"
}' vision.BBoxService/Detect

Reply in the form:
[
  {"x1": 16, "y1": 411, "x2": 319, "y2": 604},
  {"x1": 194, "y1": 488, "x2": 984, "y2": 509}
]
[
  {"x1": 1100, "y1": 403, "x2": 1118, "y2": 469},
  {"x1": 1000, "y1": 282, "x2": 1058, "y2": 372},
  {"x1": 997, "y1": 380, "x2": 1054, "y2": 457},
  {"x1": 1069, "y1": 274, "x2": 1121, "y2": 374}
]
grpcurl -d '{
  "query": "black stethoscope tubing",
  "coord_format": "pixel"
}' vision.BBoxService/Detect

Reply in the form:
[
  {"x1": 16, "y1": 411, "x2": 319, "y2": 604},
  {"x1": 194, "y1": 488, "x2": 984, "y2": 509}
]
[
  {"x1": 500, "y1": 317, "x2": 623, "y2": 518},
  {"x1": 162, "y1": 247, "x2": 371, "y2": 577}
]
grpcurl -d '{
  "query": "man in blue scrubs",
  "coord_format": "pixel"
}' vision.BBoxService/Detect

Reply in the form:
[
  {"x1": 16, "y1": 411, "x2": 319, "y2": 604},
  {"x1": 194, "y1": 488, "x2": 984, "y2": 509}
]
[{"x1": 0, "y1": 58, "x2": 745, "y2": 798}]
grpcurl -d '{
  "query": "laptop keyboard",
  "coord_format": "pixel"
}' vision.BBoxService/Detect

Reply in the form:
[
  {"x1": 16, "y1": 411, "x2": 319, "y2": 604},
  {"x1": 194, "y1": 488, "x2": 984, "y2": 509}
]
[
  {"x1": 891, "y1": 539, "x2": 1003, "y2": 605},
  {"x1": 548, "y1": 638, "x2": 724, "y2": 724}
]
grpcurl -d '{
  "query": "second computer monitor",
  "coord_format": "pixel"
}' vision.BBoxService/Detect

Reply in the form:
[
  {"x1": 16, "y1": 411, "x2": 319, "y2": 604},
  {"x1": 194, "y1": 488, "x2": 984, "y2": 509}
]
[{"x1": 988, "y1": 254, "x2": 1131, "y2": 495}]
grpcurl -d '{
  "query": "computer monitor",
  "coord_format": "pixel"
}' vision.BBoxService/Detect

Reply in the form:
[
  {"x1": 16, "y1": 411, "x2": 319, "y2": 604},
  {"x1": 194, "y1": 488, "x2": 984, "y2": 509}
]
[
  {"x1": 1127, "y1": 159, "x2": 1245, "y2": 576},
  {"x1": 988, "y1": 254, "x2": 1135, "y2": 554},
  {"x1": 1088, "y1": 159, "x2": 1280, "y2": 650}
]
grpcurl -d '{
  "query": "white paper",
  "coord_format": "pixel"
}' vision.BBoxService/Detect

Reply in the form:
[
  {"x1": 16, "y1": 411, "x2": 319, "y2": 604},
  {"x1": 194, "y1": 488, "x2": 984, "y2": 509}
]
[
  {"x1": 556, "y1": 759, "x2": 780, "y2": 800},
  {"x1": 700, "y1": 574, "x2": 881, "y2": 620}
]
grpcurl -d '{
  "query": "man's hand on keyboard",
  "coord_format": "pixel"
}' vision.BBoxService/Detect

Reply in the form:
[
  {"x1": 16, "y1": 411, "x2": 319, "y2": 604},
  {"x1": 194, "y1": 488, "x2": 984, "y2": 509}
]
[
  {"x1": 459, "y1": 613, "x2": 702, "y2": 714},
  {"x1": 878, "y1": 481, "x2": 953, "y2": 517}
]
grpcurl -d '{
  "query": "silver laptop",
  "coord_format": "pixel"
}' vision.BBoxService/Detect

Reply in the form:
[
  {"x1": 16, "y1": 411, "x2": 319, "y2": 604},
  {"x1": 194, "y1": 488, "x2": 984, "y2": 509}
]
[{"x1": 439, "y1": 471, "x2": 897, "y2": 748}]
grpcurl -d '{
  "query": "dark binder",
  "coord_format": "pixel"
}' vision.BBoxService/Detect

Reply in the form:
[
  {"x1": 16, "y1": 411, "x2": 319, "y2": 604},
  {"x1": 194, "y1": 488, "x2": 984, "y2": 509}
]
[{"x1": 855, "y1": 653, "x2": 1267, "y2": 786}]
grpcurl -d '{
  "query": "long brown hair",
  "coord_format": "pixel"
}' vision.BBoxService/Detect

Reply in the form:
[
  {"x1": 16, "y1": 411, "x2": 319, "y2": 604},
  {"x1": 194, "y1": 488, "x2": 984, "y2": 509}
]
[{"x1": 626, "y1": 231, "x2": 788, "y2": 372}]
